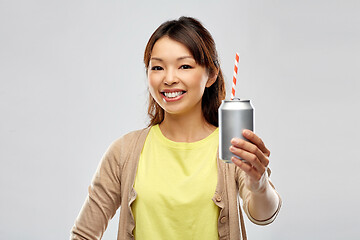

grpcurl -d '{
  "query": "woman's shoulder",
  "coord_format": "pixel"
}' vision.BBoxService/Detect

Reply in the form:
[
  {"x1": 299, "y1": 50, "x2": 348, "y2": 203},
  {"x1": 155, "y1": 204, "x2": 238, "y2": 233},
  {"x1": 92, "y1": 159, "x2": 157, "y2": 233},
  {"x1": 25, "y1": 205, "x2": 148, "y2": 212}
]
[
  {"x1": 98, "y1": 127, "x2": 151, "y2": 168},
  {"x1": 106, "y1": 127, "x2": 151, "y2": 156}
]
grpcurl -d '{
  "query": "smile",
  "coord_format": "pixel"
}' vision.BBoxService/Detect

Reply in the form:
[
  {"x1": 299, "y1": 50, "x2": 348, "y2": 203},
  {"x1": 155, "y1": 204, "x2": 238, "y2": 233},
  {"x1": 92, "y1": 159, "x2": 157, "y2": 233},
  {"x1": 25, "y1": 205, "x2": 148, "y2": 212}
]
[
  {"x1": 160, "y1": 90, "x2": 186, "y2": 102},
  {"x1": 163, "y1": 91, "x2": 185, "y2": 98}
]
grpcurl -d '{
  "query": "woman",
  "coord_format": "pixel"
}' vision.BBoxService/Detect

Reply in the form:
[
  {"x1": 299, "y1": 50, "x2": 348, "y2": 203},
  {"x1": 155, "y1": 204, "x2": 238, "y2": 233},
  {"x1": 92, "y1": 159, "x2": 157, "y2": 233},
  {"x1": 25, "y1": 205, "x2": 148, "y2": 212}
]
[{"x1": 71, "y1": 16, "x2": 281, "y2": 240}]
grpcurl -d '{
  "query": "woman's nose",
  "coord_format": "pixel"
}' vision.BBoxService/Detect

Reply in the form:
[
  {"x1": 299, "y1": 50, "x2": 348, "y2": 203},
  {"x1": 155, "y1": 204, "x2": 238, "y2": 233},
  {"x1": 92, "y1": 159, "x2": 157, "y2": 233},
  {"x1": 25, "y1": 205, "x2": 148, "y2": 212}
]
[{"x1": 164, "y1": 69, "x2": 179, "y2": 85}]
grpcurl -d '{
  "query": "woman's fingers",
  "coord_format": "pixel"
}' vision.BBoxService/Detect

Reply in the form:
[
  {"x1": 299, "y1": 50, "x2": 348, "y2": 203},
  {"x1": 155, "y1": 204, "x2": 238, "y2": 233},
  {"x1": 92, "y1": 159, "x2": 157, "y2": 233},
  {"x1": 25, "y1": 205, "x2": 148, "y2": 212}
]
[
  {"x1": 229, "y1": 130, "x2": 271, "y2": 189},
  {"x1": 242, "y1": 130, "x2": 271, "y2": 158},
  {"x1": 229, "y1": 145, "x2": 266, "y2": 176},
  {"x1": 231, "y1": 157, "x2": 263, "y2": 181},
  {"x1": 230, "y1": 137, "x2": 269, "y2": 168}
]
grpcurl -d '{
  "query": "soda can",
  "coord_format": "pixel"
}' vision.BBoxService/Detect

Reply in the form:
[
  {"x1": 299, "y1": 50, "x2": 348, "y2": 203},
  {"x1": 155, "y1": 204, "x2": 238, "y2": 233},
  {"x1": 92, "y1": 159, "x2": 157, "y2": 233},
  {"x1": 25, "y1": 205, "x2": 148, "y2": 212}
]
[{"x1": 219, "y1": 99, "x2": 254, "y2": 163}]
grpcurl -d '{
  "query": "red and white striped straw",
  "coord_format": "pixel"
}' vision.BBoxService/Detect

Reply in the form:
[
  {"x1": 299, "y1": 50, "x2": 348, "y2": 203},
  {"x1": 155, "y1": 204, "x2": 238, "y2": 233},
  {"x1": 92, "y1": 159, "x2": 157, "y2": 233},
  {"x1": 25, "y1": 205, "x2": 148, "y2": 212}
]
[{"x1": 231, "y1": 52, "x2": 240, "y2": 100}]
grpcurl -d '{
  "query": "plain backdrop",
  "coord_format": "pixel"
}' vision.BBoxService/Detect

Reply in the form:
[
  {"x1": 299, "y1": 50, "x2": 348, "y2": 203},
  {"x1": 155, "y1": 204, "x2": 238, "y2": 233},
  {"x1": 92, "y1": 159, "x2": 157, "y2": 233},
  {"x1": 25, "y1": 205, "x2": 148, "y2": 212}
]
[{"x1": 1, "y1": 0, "x2": 359, "y2": 239}]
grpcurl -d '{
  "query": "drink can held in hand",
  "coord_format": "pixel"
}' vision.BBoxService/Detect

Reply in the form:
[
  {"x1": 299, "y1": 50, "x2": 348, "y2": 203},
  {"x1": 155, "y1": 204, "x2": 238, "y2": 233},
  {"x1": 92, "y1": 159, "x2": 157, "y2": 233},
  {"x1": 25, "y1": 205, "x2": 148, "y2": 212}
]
[{"x1": 219, "y1": 99, "x2": 254, "y2": 163}]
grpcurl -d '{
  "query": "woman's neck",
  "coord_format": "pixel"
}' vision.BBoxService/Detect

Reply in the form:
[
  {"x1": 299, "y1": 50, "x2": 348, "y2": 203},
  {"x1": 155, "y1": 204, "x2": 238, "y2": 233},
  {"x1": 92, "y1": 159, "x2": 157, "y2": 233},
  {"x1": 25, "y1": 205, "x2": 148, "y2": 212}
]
[{"x1": 159, "y1": 109, "x2": 216, "y2": 143}]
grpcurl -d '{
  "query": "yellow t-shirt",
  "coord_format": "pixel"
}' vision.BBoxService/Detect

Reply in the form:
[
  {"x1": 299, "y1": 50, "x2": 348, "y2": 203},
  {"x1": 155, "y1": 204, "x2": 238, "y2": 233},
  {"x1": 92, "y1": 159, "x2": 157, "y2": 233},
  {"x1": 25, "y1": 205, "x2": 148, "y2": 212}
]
[{"x1": 132, "y1": 124, "x2": 220, "y2": 240}]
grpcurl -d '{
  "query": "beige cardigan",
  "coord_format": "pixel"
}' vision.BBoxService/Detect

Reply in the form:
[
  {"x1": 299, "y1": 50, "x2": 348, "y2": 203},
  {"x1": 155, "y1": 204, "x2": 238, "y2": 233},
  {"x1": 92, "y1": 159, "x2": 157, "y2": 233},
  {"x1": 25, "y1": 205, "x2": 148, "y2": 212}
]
[{"x1": 70, "y1": 127, "x2": 281, "y2": 240}]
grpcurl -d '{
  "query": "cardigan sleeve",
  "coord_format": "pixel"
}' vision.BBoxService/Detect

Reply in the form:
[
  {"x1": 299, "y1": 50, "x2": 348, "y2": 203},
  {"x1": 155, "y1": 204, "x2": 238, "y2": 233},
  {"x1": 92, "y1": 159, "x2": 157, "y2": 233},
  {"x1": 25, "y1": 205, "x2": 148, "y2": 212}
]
[
  {"x1": 237, "y1": 167, "x2": 282, "y2": 226},
  {"x1": 70, "y1": 140, "x2": 123, "y2": 240}
]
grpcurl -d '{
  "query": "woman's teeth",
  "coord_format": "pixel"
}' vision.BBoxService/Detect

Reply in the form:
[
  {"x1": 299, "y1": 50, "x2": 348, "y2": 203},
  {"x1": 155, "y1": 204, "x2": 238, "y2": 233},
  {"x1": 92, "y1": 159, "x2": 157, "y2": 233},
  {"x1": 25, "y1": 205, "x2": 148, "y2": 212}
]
[{"x1": 163, "y1": 91, "x2": 184, "y2": 98}]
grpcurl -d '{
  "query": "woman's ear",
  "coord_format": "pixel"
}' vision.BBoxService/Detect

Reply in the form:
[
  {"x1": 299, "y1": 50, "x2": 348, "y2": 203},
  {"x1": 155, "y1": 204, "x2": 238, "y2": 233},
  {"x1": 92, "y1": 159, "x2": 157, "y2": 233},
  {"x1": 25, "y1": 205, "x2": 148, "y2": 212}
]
[{"x1": 206, "y1": 69, "x2": 219, "y2": 88}]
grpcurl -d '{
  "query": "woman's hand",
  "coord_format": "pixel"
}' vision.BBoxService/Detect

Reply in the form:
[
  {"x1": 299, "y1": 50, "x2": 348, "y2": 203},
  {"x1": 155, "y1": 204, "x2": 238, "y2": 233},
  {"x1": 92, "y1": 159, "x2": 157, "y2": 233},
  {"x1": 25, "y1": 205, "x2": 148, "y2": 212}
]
[{"x1": 229, "y1": 129, "x2": 271, "y2": 193}]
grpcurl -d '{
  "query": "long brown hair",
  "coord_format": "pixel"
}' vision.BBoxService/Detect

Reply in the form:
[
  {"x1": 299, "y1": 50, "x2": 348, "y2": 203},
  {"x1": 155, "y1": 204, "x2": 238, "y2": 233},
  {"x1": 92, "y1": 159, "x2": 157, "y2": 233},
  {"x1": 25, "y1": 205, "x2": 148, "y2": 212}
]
[{"x1": 144, "y1": 16, "x2": 226, "y2": 127}]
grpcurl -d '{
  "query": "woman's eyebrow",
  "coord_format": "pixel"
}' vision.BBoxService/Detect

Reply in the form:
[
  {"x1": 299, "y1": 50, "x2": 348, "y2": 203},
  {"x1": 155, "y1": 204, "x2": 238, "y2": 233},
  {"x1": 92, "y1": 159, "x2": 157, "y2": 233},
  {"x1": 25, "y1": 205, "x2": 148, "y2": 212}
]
[
  {"x1": 150, "y1": 56, "x2": 194, "y2": 61},
  {"x1": 150, "y1": 57, "x2": 163, "y2": 61},
  {"x1": 177, "y1": 56, "x2": 193, "y2": 60}
]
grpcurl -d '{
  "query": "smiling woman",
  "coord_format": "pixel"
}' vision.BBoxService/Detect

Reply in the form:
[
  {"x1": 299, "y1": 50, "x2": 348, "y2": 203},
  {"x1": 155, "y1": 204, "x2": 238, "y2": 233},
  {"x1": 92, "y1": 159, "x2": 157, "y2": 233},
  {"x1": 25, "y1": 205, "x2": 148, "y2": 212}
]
[
  {"x1": 144, "y1": 17, "x2": 226, "y2": 127},
  {"x1": 70, "y1": 16, "x2": 281, "y2": 240},
  {"x1": 147, "y1": 36, "x2": 216, "y2": 118}
]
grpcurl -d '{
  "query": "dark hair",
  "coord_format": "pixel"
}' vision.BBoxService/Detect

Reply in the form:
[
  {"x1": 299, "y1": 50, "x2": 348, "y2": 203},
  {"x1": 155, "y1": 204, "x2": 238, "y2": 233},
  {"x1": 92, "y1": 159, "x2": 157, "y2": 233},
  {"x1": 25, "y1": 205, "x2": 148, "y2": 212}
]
[{"x1": 144, "y1": 16, "x2": 225, "y2": 127}]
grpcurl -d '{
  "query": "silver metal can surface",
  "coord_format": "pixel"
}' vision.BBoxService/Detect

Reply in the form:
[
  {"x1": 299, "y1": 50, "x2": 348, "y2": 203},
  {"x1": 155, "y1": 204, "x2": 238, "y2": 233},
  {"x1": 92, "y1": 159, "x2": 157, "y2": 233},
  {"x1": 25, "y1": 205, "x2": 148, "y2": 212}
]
[{"x1": 219, "y1": 99, "x2": 254, "y2": 163}]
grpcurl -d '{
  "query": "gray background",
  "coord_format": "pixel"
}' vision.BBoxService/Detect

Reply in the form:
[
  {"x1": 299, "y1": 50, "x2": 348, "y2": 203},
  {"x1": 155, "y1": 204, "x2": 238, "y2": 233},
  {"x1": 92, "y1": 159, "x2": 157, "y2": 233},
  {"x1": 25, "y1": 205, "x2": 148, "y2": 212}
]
[{"x1": 1, "y1": 0, "x2": 359, "y2": 239}]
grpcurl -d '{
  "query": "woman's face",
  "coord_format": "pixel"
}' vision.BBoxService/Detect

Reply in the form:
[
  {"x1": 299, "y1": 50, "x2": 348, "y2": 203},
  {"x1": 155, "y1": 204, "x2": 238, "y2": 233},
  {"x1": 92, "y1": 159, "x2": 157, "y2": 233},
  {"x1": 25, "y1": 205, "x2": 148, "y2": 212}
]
[{"x1": 148, "y1": 36, "x2": 215, "y2": 117}]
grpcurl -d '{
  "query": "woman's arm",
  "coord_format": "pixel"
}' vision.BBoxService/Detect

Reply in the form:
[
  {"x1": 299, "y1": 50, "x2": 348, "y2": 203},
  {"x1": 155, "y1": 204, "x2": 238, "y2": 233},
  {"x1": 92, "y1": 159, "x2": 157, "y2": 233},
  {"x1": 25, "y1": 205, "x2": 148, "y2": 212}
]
[
  {"x1": 231, "y1": 129, "x2": 281, "y2": 222},
  {"x1": 246, "y1": 173, "x2": 280, "y2": 221},
  {"x1": 70, "y1": 144, "x2": 122, "y2": 240}
]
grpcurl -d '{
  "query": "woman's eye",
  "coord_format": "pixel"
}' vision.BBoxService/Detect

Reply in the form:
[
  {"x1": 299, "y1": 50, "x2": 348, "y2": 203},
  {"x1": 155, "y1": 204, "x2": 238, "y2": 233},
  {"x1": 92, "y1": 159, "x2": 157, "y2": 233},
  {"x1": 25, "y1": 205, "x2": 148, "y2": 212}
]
[
  {"x1": 151, "y1": 66, "x2": 163, "y2": 71},
  {"x1": 180, "y1": 65, "x2": 192, "y2": 70}
]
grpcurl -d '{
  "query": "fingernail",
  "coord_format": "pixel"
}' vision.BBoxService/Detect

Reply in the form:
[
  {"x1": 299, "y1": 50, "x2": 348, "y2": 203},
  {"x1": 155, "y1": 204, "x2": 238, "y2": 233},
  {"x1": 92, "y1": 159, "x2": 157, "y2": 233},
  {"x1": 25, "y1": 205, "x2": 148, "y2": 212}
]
[{"x1": 243, "y1": 129, "x2": 251, "y2": 137}]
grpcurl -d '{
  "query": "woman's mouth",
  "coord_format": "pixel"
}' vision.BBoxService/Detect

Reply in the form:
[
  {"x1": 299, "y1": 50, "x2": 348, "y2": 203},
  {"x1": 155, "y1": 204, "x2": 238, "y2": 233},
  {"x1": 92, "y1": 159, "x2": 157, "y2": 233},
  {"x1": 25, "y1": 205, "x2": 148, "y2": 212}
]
[
  {"x1": 161, "y1": 91, "x2": 186, "y2": 102},
  {"x1": 163, "y1": 91, "x2": 185, "y2": 98}
]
